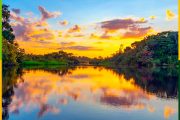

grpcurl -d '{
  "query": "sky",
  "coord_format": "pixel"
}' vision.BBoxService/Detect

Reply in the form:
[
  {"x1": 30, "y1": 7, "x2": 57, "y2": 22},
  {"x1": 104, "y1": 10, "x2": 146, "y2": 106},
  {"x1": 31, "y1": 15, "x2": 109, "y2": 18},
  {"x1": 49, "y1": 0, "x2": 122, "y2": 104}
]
[{"x1": 3, "y1": 0, "x2": 178, "y2": 58}]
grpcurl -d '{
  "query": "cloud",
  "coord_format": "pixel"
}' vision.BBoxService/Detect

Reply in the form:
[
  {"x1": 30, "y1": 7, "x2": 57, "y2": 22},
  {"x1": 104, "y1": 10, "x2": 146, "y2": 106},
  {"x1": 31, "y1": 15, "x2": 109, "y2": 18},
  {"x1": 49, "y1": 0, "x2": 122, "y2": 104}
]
[
  {"x1": 12, "y1": 8, "x2": 20, "y2": 14},
  {"x1": 60, "y1": 45, "x2": 103, "y2": 51},
  {"x1": 149, "y1": 16, "x2": 156, "y2": 20},
  {"x1": 60, "y1": 42, "x2": 76, "y2": 46},
  {"x1": 100, "y1": 18, "x2": 147, "y2": 32},
  {"x1": 10, "y1": 12, "x2": 33, "y2": 41},
  {"x1": 38, "y1": 6, "x2": 61, "y2": 21},
  {"x1": 95, "y1": 42, "x2": 103, "y2": 44},
  {"x1": 73, "y1": 34, "x2": 84, "y2": 37},
  {"x1": 147, "y1": 105, "x2": 155, "y2": 113},
  {"x1": 98, "y1": 18, "x2": 154, "y2": 39},
  {"x1": 30, "y1": 32, "x2": 55, "y2": 40},
  {"x1": 99, "y1": 82, "x2": 153, "y2": 110},
  {"x1": 71, "y1": 74, "x2": 89, "y2": 79},
  {"x1": 10, "y1": 12, "x2": 25, "y2": 23},
  {"x1": 164, "y1": 106, "x2": 176, "y2": 119},
  {"x1": 38, "y1": 104, "x2": 60, "y2": 118},
  {"x1": 35, "y1": 21, "x2": 49, "y2": 27},
  {"x1": 59, "y1": 41, "x2": 102, "y2": 51},
  {"x1": 90, "y1": 32, "x2": 113, "y2": 40},
  {"x1": 139, "y1": 17, "x2": 146, "y2": 22},
  {"x1": 37, "y1": 40, "x2": 51, "y2": 44},
  {"x1": 68, "y1": 25, "x2": 81, "y2": 33},
  {"x1": 100, "y1": 95, "x2": 145, "y2": 109},
  {"x1": 122, "y1": 26, "x2": 153, "y2": 39},
  {"x1": 10, "y1": 8, "x2": 58, "y2": 42},
  {"x1": 12, "y1": 21, "x2": 55, "y2": 41},
  {"x1": 59, "y1": 20, "x2": 68, "y2": 26},
  {"x1": 100, "y1": 31, "x2": 111, "y2": 39},
  {"x1": 58, "y1": 98, "x2": 68, "y2": 105},
  {"x1": 166, "y1": 9, "x2": 176, "y2": 21},
  {"x1": 90, "y1": 33, "x2": 99, "y2": 39}
]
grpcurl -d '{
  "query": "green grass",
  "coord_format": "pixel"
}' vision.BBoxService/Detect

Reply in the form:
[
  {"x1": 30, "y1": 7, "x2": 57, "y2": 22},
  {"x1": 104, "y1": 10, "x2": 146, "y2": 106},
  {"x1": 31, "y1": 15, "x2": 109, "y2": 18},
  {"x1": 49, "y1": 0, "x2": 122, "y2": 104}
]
[
  {"x1": 98, "y1": 61, "x2": 114, "y2": 66},
  {"x1": 22, "y1": 64, "x2": 71, "y2": 70},
  {"x1": 22, "y1": 60, "x2": 68, "y2": 66}
]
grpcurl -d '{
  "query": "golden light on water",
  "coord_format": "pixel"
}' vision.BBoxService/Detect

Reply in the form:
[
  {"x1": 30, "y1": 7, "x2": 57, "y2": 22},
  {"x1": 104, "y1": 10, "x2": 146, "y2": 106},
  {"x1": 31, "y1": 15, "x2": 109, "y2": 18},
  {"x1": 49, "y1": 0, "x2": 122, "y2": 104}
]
[
  {"x1": 10, "y1": 67, "x2": 156, "y2": 113},
  {"x1": 1, "y1": 66, "x2": 176, "y2": 119}
]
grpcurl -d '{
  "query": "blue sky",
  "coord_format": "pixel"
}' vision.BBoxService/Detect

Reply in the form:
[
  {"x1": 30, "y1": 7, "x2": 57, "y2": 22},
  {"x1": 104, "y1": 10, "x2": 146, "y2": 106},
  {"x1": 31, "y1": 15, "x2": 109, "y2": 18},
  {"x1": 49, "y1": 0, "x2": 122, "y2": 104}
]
[
  {"x1": 3, "y1": 0, "x2": 178, "y2": 28},
  {"x1": 3, "y1": 0, "x2": 178, "y2": 57}
]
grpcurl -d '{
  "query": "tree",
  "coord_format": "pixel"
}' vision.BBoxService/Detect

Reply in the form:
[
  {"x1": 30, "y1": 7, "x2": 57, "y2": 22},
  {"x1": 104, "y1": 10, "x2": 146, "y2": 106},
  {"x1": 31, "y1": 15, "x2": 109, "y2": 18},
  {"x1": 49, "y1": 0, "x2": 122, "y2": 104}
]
[
  {"x1": 2, "y1": 4, "x2": 15, "y2": 43},
  {"x1": 103, "y1": 31, "x2": 178, "y2": 67},
  {"x1": 2, "y1": 4, "x2": 25, "y2": 66},
  {"x1": 2, "y1": 37, "x2": 17, "y2": 65}
]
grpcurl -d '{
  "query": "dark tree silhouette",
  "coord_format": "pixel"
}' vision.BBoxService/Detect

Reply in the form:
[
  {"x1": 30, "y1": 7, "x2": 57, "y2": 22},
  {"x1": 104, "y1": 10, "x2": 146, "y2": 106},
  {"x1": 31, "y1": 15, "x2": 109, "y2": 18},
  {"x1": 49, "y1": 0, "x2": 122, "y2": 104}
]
[{"x1": 2, "y1": 4, "x2": 15, "y2": 43}]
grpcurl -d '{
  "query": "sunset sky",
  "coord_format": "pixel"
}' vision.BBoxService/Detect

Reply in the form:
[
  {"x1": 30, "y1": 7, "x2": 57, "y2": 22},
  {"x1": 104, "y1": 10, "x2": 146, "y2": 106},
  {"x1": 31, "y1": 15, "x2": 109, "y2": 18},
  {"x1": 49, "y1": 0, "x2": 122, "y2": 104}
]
[{"x1": 3, "y1": 0, "x2": 178, "y2": 58}]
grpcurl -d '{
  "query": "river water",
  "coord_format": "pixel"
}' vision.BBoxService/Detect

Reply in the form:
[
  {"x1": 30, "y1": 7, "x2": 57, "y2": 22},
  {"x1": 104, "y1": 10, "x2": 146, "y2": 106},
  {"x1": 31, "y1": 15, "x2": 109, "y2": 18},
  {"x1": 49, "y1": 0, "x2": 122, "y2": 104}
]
[{"x1": 2, "y1": 66, "x2": 178, "y2": 120}]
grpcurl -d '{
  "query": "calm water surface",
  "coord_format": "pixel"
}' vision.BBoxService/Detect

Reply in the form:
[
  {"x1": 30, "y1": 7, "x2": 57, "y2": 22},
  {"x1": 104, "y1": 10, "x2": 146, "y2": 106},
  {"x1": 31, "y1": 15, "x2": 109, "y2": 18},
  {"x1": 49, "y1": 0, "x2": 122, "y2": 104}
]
[{"x1": 3, "y1": 66, "x2": 178, "y2": 120}]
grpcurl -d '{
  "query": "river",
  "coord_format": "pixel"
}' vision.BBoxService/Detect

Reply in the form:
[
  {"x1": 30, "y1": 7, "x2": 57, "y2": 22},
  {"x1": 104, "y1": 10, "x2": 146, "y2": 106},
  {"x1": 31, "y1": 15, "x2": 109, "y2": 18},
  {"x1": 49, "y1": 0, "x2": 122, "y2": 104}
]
[{"x1": 2, "y1": 66, "x2": 178, "y2": 120}]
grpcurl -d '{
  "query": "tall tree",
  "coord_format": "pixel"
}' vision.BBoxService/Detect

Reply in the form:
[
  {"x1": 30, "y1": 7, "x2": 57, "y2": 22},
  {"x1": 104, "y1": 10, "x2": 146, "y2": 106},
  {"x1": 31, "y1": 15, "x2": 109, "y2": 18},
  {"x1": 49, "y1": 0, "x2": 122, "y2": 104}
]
[{"x1": 2, "y1": 4, "x2": 15, "y2": 43}]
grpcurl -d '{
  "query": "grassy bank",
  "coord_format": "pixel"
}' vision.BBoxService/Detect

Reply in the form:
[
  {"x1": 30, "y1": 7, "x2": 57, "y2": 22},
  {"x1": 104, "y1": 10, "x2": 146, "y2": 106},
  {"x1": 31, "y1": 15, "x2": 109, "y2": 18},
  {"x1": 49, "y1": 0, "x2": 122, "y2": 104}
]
[{"x1": 22, "y1": 60, "x2": 69, "y2": 66}]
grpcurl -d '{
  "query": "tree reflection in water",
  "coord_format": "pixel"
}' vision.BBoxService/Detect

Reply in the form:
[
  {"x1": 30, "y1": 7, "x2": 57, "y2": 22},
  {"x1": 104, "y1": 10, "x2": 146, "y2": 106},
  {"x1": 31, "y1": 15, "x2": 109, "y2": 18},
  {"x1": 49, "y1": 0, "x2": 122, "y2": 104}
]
[
  {"x1": 2, "y1": 66, "x2": 76, "y2": 120},
  {"x1": 2, "y1": 67, "x2": 23, "y2": 120},
  {"x1": 107, "y1": 67, "x2": 178, "y2": 99},
  {"x1": 2, "y1": 66, "x2": 178, "y2": 120}
]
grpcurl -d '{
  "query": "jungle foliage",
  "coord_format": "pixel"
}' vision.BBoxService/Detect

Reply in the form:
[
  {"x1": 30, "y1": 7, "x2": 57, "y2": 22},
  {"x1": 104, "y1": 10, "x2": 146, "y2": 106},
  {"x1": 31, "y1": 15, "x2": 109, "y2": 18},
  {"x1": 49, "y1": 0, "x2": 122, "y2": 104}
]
[
  {"x1": 91, "y1": 31, "x2": 179, "y2": 67},
  {"x1": 22, "y1": 51, "x2": 79, "y2": 66},
  {"x1": 2, "y1": 4, "x2": 25, "y2": 66}
]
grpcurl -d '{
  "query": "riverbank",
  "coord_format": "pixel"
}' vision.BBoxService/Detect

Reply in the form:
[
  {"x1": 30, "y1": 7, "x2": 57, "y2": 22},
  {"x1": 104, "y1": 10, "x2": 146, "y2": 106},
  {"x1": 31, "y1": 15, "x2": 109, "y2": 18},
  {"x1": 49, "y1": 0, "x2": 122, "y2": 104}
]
[{"x1": 22, "y1": 60, "x2": 69, "y2": 66}]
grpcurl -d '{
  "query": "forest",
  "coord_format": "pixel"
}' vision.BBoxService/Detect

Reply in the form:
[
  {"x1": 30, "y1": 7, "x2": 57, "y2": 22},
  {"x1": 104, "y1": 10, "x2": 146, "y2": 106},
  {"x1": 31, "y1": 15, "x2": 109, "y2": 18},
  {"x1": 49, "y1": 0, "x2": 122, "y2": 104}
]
[{"x1": 90, "y1": 31, "x2": 179, "y2": 67}]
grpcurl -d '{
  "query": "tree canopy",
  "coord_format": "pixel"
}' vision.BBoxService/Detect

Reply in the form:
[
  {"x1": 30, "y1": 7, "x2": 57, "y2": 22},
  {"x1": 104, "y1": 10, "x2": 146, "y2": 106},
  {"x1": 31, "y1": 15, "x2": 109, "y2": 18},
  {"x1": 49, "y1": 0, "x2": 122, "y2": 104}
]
[
  {"x1": 2, "y1": 4, "x2": 15, "y2": 43},
  {"x1": 91, "y1": 31, "x2": 179, "y2": 67}
]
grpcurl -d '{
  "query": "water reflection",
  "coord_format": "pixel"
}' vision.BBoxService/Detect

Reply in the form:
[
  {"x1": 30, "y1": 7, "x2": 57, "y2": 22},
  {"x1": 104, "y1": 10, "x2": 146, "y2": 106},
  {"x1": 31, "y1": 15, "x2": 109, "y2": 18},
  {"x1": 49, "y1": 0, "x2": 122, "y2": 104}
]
[
  {"x1": 109, "y1": 67, "x2": 178, "y2": 98},
  {"x1": 2, "y1": 66, "x2": 178, "y2": 120}
]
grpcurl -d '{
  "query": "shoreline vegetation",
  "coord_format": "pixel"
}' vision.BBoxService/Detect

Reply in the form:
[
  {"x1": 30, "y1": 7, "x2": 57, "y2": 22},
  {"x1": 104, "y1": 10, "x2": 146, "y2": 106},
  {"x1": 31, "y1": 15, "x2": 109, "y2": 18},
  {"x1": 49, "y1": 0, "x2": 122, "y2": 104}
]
[
  {"x1": 90, "y1": 31, "x2": 179, "y2": 68},
  {"x1": 4, "y1": 31, "x2": 179, "y2": 68},
  {"x1": 2, "y1": 4, "x2": 179, "y2": 69}
]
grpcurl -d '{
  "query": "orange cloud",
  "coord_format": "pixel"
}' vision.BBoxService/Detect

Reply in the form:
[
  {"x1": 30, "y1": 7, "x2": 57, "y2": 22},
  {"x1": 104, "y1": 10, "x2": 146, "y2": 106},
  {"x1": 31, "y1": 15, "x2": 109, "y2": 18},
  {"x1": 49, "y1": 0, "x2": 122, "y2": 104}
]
[
  {"x1": 90, "y1": 33, "x2": 99, "y2": 39},
  {"x1": 59, "y1": 20, "x2": 69, "y2": 26},
  {"x1": 68, "y1": 25, "x2": 81, "y2": 33},
  {"x1": 35, "y1": 21, "x2": 49, "y2": 27},
  {"x1": 100, "y1": 18, "x2": 147, "y2": 32},
  {"x1": 89, "y1": 31, "x2": 117, "y2": 40},
  {"x1": 73, "y1": 34, "x2": 84, "y2": 37},
  {"x1": 149, "y1": 16, "x2": 156, "y2": 20},
  {"x1": 98, "y1": 18, "x2": 154, "y2": 40},
  {"x1": 60, "y1": 42, "x2": 76, "y2": 46},
  {"x1": 60, "y1": 45, "x2": 103, "y2": 51},
  {"x1": 164, "y1": 106, "x2": 176, "y2": 119},
  {"x1": 100, "y1": 31, "x2": 111, "y2": 39},
  {"x1": 147, "y1": 105, "x2": 155, "y2": 112},
  {"x1": 139, "y1": 17, "x2": 146, "y2": 22},
  {"x1": 166, "y1": 9, "x2": 176, "y2": 21},
  {"x1": 121, "y1": 27, "x2": 153, "y2": 39}
]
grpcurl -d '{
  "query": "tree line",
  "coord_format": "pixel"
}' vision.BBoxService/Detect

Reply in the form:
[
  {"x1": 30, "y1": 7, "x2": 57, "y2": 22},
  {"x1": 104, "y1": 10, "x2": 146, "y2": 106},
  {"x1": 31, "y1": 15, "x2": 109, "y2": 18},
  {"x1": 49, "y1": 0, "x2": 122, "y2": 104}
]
[{"x1": 91, "y1": 31, "x2": 179, "y2": 67}]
